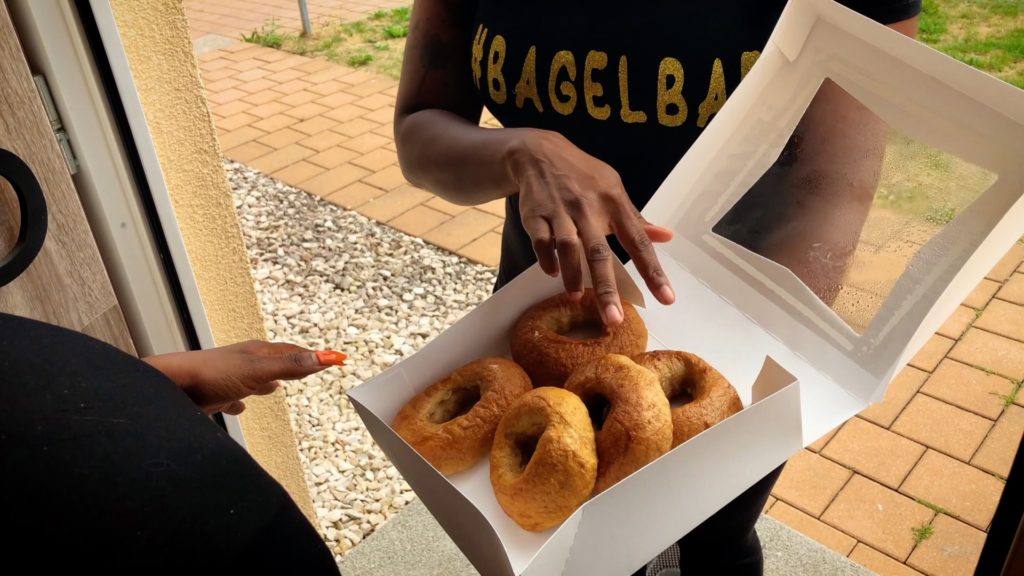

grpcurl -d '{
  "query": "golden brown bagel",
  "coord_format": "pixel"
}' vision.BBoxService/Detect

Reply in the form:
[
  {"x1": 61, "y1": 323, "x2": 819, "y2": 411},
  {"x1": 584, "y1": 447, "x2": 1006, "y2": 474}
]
[
  {"x1": 392, "y1": 357, "x2": 532, "y2": 475},
  {"x1": 490, "y1": 387, "x2": 597, "y2": 532},
  {"x1": 632, "y1": 350, "x2": 742, "y2": 447},
  {"x1": 510, "y1": 289, "x2": 647, "y2": 388},
  {"x1": 564, "y1": 354, "x2": 672, "y2": 495}
]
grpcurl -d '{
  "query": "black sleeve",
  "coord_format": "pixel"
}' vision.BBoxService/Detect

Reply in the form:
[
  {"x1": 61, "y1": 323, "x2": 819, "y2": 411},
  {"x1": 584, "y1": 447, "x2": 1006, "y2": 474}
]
[
  {"x1": 0, "y1": 313, "x2": 339, "y2": 574},
  {"x1": 837, "y1": 0, "x2": 922, "y2": 24}
]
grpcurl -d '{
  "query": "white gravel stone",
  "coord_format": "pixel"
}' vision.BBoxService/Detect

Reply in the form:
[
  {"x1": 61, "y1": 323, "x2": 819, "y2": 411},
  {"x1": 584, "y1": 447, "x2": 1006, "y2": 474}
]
[{"x1": 226, "y1": 160, "x2": 496, "y2": 557}]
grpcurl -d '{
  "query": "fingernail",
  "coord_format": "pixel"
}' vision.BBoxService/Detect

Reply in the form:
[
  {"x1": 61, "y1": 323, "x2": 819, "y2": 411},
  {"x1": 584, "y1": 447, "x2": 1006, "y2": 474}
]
[
  {"x1": 658, "y1": 284, "x2": 676, "y2": 304},
  {"x1": 568, "y1": 290, "x2": 584, "y2": 301},
  {"x1": 316, "y1": 350, "x2": 347, "y2": 366},
  {"x1": 604, "y1": 304, "x2": 623, "y2": 325}
]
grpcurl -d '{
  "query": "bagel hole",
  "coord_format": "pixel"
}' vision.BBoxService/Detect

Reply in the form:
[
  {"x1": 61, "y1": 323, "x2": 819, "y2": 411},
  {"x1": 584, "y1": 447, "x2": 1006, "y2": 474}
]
[
  {"x1": 428, "y1": 384, "x2": 482, "y2": 424},
  {"x1": 561, "y1": 317, "x2": 606, "y2": 341},
  {"x1": 584, "y1": 394, "x2": 612, "y2": 431},
  {"x1": 668, "y1": 387, "x2": 695, "y2": 408},
  {"x1": 513, "y1": 431, "x2": 542, "y2": 472}
]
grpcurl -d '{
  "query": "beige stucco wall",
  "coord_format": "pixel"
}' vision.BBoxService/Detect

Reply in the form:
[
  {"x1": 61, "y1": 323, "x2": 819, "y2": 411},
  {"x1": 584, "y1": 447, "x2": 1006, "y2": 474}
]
[{"x1": 108, "y1": 0, "x2": 315, "y2": 522}]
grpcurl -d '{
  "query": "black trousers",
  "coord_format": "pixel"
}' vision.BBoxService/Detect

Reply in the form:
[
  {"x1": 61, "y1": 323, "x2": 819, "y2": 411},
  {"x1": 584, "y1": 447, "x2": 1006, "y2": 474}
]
[
  {"x1": 0, "y1": 313, "x2": 339, "y2": 574},
  {"x1": 631, "y1": 465, "x2": 784, "y2": 576}
]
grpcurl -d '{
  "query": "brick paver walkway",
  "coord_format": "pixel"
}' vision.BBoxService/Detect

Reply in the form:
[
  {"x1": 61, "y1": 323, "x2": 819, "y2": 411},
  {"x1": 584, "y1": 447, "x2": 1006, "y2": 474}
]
[
  {"x1": 767, "y1": 243, "x2": 1024, "y2": 576},
  {"x1": 197, "y1": 42, "x2": 505, "y2": 267},
  {"x1": 189, "y1": 6, "x2": 1024, "y2": 574}
]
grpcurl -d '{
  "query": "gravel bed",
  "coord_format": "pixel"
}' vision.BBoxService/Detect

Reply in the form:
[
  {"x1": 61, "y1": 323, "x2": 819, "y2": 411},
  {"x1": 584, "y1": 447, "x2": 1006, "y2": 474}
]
[{"x1": 227, "y1": 160, "x2": 497, "y2": 559}]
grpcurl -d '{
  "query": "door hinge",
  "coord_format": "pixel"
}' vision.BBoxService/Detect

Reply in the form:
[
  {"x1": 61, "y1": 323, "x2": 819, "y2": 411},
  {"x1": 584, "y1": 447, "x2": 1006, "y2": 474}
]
[{"x1": 32, "y1": 74, "x2": 79, "y2": 175}]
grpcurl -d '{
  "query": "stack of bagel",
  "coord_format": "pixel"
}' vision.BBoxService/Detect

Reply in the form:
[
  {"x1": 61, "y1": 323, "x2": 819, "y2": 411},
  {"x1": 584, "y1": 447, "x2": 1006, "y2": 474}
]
[{"x1": 391, "y1": 289, "x2": 742, "y2": 532}]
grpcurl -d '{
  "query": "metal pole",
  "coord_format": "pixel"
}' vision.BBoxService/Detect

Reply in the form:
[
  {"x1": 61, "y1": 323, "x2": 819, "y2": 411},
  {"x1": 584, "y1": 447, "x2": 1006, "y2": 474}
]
[{"x1": 298, "y1": 0, "x2": 312, "y2": 37}]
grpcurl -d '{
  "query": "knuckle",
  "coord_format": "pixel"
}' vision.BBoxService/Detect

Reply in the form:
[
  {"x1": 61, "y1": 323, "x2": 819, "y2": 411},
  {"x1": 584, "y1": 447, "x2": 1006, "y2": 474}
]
[
  {"x1": 593, "y1": 281, "x2": 617, "y2": 299},
  {"x1": 563, "y1": 193, "x2": 585, "y2": 213},
  {"x1": 591, "y1": 184, "x2": 615, "y2": 202},
  {"x1": 631, "y1": 229, "x2": 653, "y2": 252},
  {"x1": 596, "y1": 163, "x2": 621, "y2": 185},
  {"x1": 586, "y1": 240, "x2": 612, "y2": 261},
  {"x1": 554, "y1": 235, "x2": 579, "y2": 252},
  {"x1": 240, "y1": 340, "x2": 264, "y2": 352},
  {"x1": 521, "y1": 206, "x2": 544, "y2": 221}
]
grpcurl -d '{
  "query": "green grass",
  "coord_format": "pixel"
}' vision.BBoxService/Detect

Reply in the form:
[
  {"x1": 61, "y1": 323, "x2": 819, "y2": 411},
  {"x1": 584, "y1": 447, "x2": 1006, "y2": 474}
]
[
  {"x1": 872, "y1": 131, "x2": 997, "y2": 225},
  {"x1": 865, "y1": 1, "x2": 1021, "y2": 224},
  {"x1": 918, "y1": 0, "x2": 949, "y2": 44},
  {"x1": 847, "y1": 2, "x2": 1018, "y2": 226},
  {"x1": 920, "y1": 0, "x2": 1024, "y2": 88},
  {"x1": 924, "y1": 203, "x2": 957, "y2": 225},
  {"x1": 915, "y1": 498, "x2": 949, "y2": 515},
  {"x1": 912, "y1": 523, "x2": 935, "y2": 545},
  {"x1": 347, "y1": 53, "x2": 374, "y2": 67},
  {"x1": 241, "y1": 7, "x2": 411, "y2": 78},
  {"x1": 240, "y1": 19, "x2": 285, "y2": 49},
  {"x1": 994, "y1": 378, "x2": 1023, "y2": 408}
]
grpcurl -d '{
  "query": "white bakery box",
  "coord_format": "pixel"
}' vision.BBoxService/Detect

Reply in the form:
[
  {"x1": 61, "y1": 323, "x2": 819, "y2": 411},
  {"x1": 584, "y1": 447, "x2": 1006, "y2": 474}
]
[{"x1": 349, "y1": 0, "x2": 1024, "y2": 574}]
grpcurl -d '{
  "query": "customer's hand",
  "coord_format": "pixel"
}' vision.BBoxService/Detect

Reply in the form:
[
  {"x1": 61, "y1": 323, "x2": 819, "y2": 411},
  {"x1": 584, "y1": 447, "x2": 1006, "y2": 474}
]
[
  {"x1": 509, "y1": 129, "x2": 675, "y2": 325},
  {"x1": 143, "y1": 341, "x2": 345, "y2": 415}
]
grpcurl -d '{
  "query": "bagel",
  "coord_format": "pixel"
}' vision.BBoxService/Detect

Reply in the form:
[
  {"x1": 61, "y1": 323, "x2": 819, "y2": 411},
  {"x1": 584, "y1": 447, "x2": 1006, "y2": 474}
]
[
  {"x1": 632, "y1": 350, "x2": 742, "y2": 447},
  {"x1": 564, "y1": 354, "x2": 672, "y2": 495},
  {"x1": 392, "y1": 357, "x2": 532, "y2": 475},
  {"x1": 490, "y1": 387, "x2": 597, "y2": 532},
  {"x1": 510, "y1": 289, "x2": 647, "y2": 388}
]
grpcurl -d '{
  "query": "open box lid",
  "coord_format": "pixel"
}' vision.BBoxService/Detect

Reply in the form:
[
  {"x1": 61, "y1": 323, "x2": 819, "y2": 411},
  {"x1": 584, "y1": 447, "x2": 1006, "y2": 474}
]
[{"x1": 642, "y1": 0, "x2": 1024, "y2": 404}]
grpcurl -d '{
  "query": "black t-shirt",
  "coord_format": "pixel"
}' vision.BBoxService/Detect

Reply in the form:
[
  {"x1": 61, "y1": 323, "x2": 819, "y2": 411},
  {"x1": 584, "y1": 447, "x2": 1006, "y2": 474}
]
[{"x1": 469, "y1": 0, "x2": 922, "y2": 288}]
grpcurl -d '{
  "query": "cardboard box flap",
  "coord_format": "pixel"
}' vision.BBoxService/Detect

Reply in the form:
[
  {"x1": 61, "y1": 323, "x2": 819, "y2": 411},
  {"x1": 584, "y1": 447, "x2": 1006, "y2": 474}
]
[{"x1": 641, "y1": 0, "x2": 1024, "y2": 403}]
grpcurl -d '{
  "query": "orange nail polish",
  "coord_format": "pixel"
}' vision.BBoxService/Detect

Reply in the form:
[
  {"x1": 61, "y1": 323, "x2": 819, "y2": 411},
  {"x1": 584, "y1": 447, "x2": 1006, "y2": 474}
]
[{"x1": 316, "y1": 350, "x2": 347, "y2": 366}]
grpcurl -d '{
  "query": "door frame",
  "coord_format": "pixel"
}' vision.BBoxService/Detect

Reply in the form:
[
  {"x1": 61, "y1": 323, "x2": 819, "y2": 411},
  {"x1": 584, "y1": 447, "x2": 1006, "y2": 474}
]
[{"x1": 8, "y1": 0, "x2": 244, "y2": 445}]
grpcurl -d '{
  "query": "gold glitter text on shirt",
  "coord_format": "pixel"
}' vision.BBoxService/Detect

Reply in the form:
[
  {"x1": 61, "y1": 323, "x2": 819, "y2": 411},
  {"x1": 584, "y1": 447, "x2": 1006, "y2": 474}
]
[
  {"x1": 471, "y1": 25, "x2": 488, "y2": 89},
  {"x1": 515, "y1": 45, "x2": 544, "y2": 112},
  {"x1": 697, "y1": 57, "x2": 728, "y2": 127},
  {"x1": 584, "y1": 50, "x2": 611, "y2": 121},
  {"x1": 488, "y1": 34, "x2": 508, "y2": 104},
  {"x1": 549, "y1": 50, "x2": 578, "y2": 116},
  {"x1": 474, "y1": 26, "x2": 760, "y2": 128},
  {"x1": 619, "y1": 55, "x2": 648, "y2": 123},
  {"x1": 658, "y1": 57, "x2": 687, "y2": 127}
]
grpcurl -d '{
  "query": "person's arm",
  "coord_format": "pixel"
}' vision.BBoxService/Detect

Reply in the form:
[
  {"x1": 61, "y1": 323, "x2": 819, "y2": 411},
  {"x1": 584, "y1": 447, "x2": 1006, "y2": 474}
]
[
  {"x1": 142, "y1": 341, "x2": 344, "y2": 415},
  {"x1": 394, "y1": 0, "x2": 674, "y2": 326},
  {"x1": 393, "y1": 0, "x2": 510, "y2": 201},
  {"x1": 739, "y1": 16, "x2": 918, "y2": 304}
]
